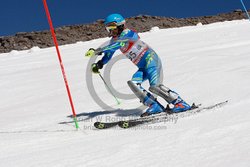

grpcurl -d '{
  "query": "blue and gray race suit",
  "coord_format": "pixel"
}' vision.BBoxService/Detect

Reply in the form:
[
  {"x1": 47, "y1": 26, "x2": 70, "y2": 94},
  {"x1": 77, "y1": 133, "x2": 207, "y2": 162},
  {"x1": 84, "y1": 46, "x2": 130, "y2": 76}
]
[{"x1": 100, "y1": 28, "x2": 162, "y2": 86}]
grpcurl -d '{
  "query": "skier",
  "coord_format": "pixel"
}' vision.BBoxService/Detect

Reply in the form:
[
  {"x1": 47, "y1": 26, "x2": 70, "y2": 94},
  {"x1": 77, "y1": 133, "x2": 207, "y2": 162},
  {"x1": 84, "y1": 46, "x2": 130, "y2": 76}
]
[{"x1": 85, "y1": 13, "x2": 191, "y2": 117}]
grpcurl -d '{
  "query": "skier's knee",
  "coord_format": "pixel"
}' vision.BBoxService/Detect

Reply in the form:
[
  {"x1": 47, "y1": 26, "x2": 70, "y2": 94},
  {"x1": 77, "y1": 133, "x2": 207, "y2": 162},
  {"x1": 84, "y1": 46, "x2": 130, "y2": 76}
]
[
  {"x1": 149, "y1": 85, "x2": 157, "y2": 94},
  {"x1": 127, "y1": 80, "x2": 137, "y2": 90},
  {"x1": 149, "y1": 84, "x2": 170, "y2": 94},
  {"x1": 149, "y1": 84, "x2": 176, "y2": 103},
  {"x1": 128, "y1": 80, "x2": 144, "y2": 91},
  {"x1": 127, "y1": 80, "x2": 134, "y2": 86},
  {"x1": 127, "y1": 80, "x2": 146, "y2": 102}
]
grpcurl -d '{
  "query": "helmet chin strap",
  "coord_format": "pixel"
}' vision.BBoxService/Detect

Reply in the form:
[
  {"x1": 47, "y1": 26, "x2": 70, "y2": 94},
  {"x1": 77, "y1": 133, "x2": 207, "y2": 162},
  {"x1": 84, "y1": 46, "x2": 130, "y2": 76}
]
[
  {"x1": 109, "y1": 24, "x2": 125, "y2": 38},
  {"x1": 117, "y1": 24, "x2": 125, "y2": 34},
  {"x1": 108, "y1": 31, "x2": 118, "y2": 38}
]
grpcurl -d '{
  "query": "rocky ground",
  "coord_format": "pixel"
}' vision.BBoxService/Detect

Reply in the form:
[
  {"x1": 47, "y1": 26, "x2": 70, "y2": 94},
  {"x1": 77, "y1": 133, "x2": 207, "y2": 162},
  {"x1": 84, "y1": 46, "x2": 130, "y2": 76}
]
[{"x1": 0, "y1": 9, "x2": 248, "y2": 53}]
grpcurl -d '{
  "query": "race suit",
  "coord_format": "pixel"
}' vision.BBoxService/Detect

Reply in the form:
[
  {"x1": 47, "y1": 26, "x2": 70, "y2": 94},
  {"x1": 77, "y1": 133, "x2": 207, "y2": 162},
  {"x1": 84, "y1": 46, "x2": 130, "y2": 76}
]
[{"x1": 100, "y1": 28, "x2": 162, "y2": 86}]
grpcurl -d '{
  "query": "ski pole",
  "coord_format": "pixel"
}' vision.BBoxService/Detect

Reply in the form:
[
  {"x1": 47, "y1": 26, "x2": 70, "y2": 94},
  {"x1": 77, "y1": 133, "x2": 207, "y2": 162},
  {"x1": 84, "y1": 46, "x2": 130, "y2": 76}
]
[
  {"x1": 240, "y1": 0, "x2": 250, "y2": 21},
  {"x1": 98, "y1": 73, "x2": 121, "y2": 105}
]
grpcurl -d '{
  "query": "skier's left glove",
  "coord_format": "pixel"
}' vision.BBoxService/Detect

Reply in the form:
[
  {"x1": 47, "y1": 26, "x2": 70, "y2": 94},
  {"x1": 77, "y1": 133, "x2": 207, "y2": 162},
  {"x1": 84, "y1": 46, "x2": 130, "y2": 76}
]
[
  {"x1": 85, "y1": 48, "x2": 102, "y2": 57},
  {"x1": 91, "y1": 60, "x2": 104, "y2": 74},
  {"x1": 85, "y1": 48, "x2": 95, "y2": 57}
]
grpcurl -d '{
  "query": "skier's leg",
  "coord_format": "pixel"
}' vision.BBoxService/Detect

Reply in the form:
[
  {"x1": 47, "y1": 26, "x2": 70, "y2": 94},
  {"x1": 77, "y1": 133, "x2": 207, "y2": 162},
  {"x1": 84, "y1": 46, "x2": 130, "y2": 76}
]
[
  {"x1": 127, "y1": 80, "x2": 164, "y2": 116},
  {"x1": 146, "y1": 66, "x2": 191, "y2": 113},
  {"x1": 149, "y1": 84, "x2": 177, "y2": 104},
  {"x1": 128, "y1": 69, "x2": 164, "y2": 116},
  {"x1": 128, "y1": 69, "x2": 147, "y2": 102}
]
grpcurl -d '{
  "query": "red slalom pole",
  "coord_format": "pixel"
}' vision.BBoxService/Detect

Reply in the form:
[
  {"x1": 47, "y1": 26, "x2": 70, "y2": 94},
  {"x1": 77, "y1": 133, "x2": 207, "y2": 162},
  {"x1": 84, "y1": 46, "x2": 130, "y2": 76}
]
[{"x1": 42, "y1": 0, "x2": 79, "y2": 129}]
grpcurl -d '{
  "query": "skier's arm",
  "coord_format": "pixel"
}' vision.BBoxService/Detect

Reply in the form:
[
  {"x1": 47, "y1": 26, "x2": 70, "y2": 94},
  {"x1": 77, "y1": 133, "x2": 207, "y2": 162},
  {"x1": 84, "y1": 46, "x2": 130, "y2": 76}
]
[
  {"x1": 100, "y1": 50, "x2": 115, "y2": 64},
  {"x1": 89, "y1": 41, "x2": 122, "y2": 73},
  {"x1": 99, "y1": 40, "x2": 127, "y2": 64},
  {"x1": 100, "y1": 31, "x2": 139, "y2": 64},
  {"x1": 90, "y1": 50, "x2": 115, "y2": 74}
]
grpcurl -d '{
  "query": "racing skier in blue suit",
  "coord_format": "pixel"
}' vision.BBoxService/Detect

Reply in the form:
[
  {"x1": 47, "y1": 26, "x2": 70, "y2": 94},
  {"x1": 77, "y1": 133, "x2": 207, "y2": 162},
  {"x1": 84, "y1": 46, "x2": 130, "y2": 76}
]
[{"x1": 85, "y1": 13, "x2": 191, "y2": 117}]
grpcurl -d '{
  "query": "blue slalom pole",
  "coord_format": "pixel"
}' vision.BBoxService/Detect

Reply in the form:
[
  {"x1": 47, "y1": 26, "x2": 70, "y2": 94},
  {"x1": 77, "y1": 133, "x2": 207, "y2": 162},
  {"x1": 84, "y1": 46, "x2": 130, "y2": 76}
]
[{"x1": 240, "y1": 0, "x2": 250, "y2": 21}]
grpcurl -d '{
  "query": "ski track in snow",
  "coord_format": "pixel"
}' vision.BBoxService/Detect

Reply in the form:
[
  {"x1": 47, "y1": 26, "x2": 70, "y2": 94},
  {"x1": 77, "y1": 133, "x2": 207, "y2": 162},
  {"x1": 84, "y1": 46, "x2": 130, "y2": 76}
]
[{"x1": 0, "y1": 20, "x2": 250, "y2": 167}]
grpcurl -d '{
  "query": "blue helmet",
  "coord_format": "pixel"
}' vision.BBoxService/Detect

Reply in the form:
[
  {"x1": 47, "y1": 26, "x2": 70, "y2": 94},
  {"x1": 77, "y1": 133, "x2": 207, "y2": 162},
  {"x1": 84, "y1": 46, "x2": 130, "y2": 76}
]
[{"x1": 104, "y1": 13, "x2": 125, "y2": 26}]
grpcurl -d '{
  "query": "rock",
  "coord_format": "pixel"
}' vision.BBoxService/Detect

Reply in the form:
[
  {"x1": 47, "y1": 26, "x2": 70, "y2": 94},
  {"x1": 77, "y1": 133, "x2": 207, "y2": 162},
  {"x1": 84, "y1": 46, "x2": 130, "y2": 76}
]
[{"x1": 0, "y1": 10, "x2": 248, "y2": 54}]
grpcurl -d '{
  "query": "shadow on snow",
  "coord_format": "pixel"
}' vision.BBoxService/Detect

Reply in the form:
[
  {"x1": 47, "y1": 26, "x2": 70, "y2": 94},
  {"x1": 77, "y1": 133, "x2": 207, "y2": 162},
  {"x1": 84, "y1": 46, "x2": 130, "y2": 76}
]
[{"x1": 59, "y1": 108, "x2": 143, "y2": 124}]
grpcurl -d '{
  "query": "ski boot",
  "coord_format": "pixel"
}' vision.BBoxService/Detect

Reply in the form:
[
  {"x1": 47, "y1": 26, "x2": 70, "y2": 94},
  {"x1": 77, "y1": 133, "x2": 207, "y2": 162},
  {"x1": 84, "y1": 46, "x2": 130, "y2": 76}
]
[
  {"x1": 166, "y1": 90, "x2": 191, "y2": 113},
  {"x1": 171, "y1": 99, "x2": 191, "y2": 113},
  {"x1": 140, "y1": 93, "x2": 165, "y2": 117}
]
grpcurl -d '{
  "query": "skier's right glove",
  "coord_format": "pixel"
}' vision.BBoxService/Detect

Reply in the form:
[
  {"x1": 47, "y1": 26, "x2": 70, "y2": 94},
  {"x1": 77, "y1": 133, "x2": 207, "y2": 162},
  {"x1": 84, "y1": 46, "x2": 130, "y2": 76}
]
[{"x1": 91, "y1": 60, "x2": 104, "y2": 74}]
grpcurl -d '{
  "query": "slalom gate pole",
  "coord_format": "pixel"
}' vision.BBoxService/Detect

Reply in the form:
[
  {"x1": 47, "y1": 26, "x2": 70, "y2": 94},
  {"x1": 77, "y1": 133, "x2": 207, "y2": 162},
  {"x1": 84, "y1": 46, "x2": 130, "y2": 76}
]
[
  {"x1": 240, "y1": 0, "x2": 250, "y2": 21},
  {"x1": 42, "y1": 0, "x2": 79, "y2": 129},
  {"x1": 98, "y1": 73, "x2": 121, "y2": 105}
]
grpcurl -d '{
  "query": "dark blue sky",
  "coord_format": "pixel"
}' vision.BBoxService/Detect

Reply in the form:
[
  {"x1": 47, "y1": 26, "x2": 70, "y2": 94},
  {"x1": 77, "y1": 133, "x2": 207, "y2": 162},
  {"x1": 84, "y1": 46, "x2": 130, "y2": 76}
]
[{"x1": 0, "y1": 0, "x2": 249, "y2": 37}]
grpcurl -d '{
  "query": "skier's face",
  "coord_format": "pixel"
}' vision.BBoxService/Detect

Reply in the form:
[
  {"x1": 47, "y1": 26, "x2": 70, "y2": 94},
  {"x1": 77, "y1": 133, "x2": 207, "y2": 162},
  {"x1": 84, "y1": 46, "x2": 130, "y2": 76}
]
[{"x1": 106, "y1": 22, "x2": 119, "y2": 37}]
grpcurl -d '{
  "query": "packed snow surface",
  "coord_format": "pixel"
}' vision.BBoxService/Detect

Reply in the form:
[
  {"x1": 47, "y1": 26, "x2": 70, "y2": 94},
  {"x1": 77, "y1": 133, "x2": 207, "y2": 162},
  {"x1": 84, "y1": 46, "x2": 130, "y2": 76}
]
[{"x1": 0, "y1": 20, "x2": 250, "y2": 167}]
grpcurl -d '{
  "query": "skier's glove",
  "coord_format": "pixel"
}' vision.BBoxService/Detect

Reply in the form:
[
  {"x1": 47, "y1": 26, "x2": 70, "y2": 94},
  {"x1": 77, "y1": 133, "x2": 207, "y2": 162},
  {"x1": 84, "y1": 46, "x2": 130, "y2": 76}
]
[
  {"x1": 85, "y1": 48, "x2": 95, "y2": 57},
  {"x1": 91, "y1": 60, "x2": 103, "y2": 74}
]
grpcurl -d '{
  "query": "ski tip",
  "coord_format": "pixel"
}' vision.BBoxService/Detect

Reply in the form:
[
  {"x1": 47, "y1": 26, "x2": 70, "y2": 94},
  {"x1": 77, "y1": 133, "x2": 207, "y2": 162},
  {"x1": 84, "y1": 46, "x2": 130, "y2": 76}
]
[
  {"x1": 94, "y1": 122, "x2": 100, "y2": 125},
  {"x1": 118, "y1": 121, "x2": 130, "y2": 129},
  {"x1": 94, "y1": 122, "x2": 105, "y2": 129}
]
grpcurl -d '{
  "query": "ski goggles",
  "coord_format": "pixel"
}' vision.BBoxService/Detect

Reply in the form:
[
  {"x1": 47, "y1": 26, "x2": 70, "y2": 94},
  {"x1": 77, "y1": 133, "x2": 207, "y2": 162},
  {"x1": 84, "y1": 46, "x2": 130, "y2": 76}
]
[{"x1": 105, "y1": 25, "x2": 117, "y2": 32}]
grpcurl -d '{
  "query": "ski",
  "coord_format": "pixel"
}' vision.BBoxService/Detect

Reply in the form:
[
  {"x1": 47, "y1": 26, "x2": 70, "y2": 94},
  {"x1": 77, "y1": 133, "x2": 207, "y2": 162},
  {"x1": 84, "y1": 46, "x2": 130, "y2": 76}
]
[
  {"x1": 93, "y1": 100, "x2": 228, "y2": 129},
  {"x1": 93, "y1": 110, "x2": 170, "y2": 129},
  {"x1": 118, "y1": 100, "x2": 228, "y2": 129},
  {"x1": 94, "y1": 121, "x2": 119, "y2": 129}
]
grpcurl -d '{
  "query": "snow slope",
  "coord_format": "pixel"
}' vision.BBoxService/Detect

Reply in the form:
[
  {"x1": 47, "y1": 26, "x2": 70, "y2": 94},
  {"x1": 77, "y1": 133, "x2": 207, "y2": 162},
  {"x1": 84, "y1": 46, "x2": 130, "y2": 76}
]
[{"x1": 0, "y1": 20, "x2": 250, "y2": 167}]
